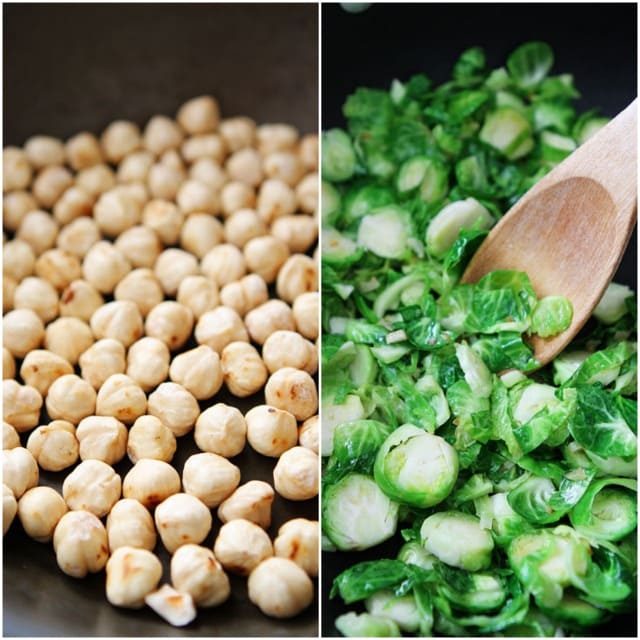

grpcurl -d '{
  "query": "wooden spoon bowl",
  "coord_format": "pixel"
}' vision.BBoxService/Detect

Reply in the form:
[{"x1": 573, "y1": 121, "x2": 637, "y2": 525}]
[{"x1": 462, "y1": 100, "x2": 637, "y2": 366}]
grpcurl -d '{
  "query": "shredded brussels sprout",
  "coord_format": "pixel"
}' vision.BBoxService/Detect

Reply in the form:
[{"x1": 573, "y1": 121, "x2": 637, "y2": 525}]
[{"x1": 322, "y1": 40, "x2": 636, "y2": 637}]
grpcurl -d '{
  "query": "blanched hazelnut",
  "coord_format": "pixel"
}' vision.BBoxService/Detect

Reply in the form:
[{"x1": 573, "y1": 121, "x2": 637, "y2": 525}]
[
  {"x1": 180, "y1": 213, "x2": 224, "y2": 259},
  {"x1": 178, "y1": 96, "x2": 220, "y2": 135},
  {"x1": 256, "y1": 179, "x2": 296, "y2": 223},
  {"x1": 53, "y1": 510, "x2": 108, "y2": 578},
  {"x1": 147, "y1": 382, "x2": 199, "y2": 437},
  {"x1": 32, "y1": 166, "x2": 74, "y2": 209},
  {"x1": 219, "y1": 117, "x2": 256, "y2": 152},
  {"x1": 3, "y1": 147, "x2": 32, "y2": 192},
  {"x1": 94, "y1": 187, "x2": 142, "y2": 237},
  {"x1": 127, "y1": 337, "x2": 170, "y2": 391},
  {"x1": 96, "y1": 373, "x2": 146, "y2": 425},
  {"x1": 3, "y1": 484, "x2": 17, "y2": 535},
  {"x1": 16, "y1": 210, "x2": 59, "y2": 256},
  {"x1": 221, "y1": 342, "x2": 268, "y2": 397},
  {"x1": 107, "y1": 499, "x2": 157, "y2": 552},
  {"x1": 20, "y1": 349, "x2": 74, "y2": 396},
  {"x1": 244, "y1": 236, "x2": 290, "y2": 283},
  {"x1": 106, "y1": 546, "x2": 163, "y2": 608},
  {"x1": 194, "y1": 403, "x2": 246, "y2": 458},
  {"x1": 177, "y1": 179, "x2": 219, "y2": 215},
  {"x1": 226, "y1": 148, "x2": 263, "y2": 186},
  {"x1": 214, "y1": 519, "x2": 272, "y2": 576},
  {"x1": 247, "y1": 557, "x2": 314, "y2": 619},
  {"x1": 115, "y1": 225, "x2": 162, "y2": 269},
  {"x1": 245, "y1": 404, "x2": 298, "y2": 458},
  {"x1": 265, "y1": 368, "x2": 317, "y2": 422},
  {"x1": 298, "y1": 134, "x2": 319, "y2": 171},
  {"x1": 147, "y1": 161, "x2": 185, "y2": 201},
  {"x1": 52, "y1": 185, "x2": 95, "y2": 225},
  {"x1": 154, "y1": 248, "x2": 199, "y2": 296},
  {"x1": 76, "y1": 163, "x2": 116, "y2": 198},
  {"x1": 82, "y1": 241, "x2": 131, "y2": 294},
  {"x1": 44, "y1": 317, "x2": 94, "y2": 364},
  {"x1": 220, "y1": 180, "x2": 256, "y2": 217},
  {"x1": 62, "y1": 459, "x2": 121, "y2": 516},
  {"x1": 271, "y1": 215, "x2": 318, "y2": 254},
  {"x1": 224, "y1": 208, "x2": 266, "y2": 248},
  {"x1": 256, "y1": 124, "x2": 298, "y2": 155},
  {"x1": 90, "y1": 300, "x2": 143, "y2": 347},
  {"x1": 114, "y1": 268, "x2": 163, "y2": 317},
  {"x1": 3, "y1": 275, "x2": 16, "y2": 314},
  {"x1": 3, "y1": 191, "x2": 38, "y2": 232},
  {"x1": 219, "y1": 274, "x2": 268, "y2": 317},
  {"x1": 2, "y1": 380, "x2": 43, "y2": 432},
  {"x1": 143, "y1": 115, "x2": 184, "y2": 156},
  {"x1": 127, "y1": 415, "x2": 176, "y2": 464},
  {"x1": 217, "y1": 480, "x2": 274, "y2": 529},
  {"x1": 263, "y1": 151, "x2": 303, "y2": 187},
  {"x1": 201, "y1": 243, "x2": 246, "y2": 287},
  {"x1": 176, "y1": 275, "x2": 219, "y2": 320},
  {"x1": 298, "y1": 415, "x2": 319, "y2": 454},
  {"x1": 26, "y1": 420, "x2": 79, "y2": 472},
  {"x1": 273, "y1": 446, "x2": 318, "y2": 501},
  {"x1": 57, "y1": 217, "x2": 101, "y2": 259},
  {"x1": 79, "y1": 339, "x2": 126, "y2": 390},
  {"x1": 295, "y1": 173, "x2": 318, "y2": 214},
  {"x1": 12, "y1": 276, "x2": 58, "y2": 322},
  {"x1": 142, "y1": 199, "x2": 184, "y2": 245},
  {"x1": 46, "y1": 374, "x2": 96, "y2": 424},
  {"x1": 2, "y1": 447, "x2": 38, "y2": 498},
  {"x1": 155, "y1": 492, "x2": 212, "y2": 553},
  {"x1": 145, "y1": 301, "x2": 194, "y2": 351},
  {"x1": 3, "y1": 308, "x2": 45, "y2": 358},
  {"x1": 101, "y1": 120, "x2": 142, "y2": 163},
  {"x1": 189, "y1": 157, "x2": 228, "y2": 192},
  {"x1": 4, "y1": 238, "x2": 36, "y2": 281},
  {"x1": 65, "y1": 132, "x2": 103, "y2": 170},
  {"x1": 76, "y1": 416, "x2": 128, "y2": 465},
  {"x1": 145, "y1": 584, "x2": 196, "y2": 627},
  {"x1": 276, "y1": 254, "x2": 318, "y2": 304},
  {"x1": 182, "y1": 452, "x2": 240, "y2": 508},
  {"x1": 3, "y1": 421, "x2": 20, "y2": 449},
  {"x1": 169, "y1": 345, "x2": 222, "y2": 400},
  {"x1": 181, "y1": 134, "x2": 226, "y2": 164},
  {"x1": 35, "y1": 248, "x2": 83, "y2": 291},
  {"x1": 274, "y1": 518, "x2": 318, "y2": 577},
  {"x1": 123, "y1": 459, "x2": 181, "y2": 509},
  {"x1": 17, "y1": 486, "x2": 68, "y2": 543},
  {"x1": 263, "y1": 330, "x2": 318, "y2": 375},
  {"x1": 117, "y1": 151, "x2": 154, "y2": 183},
  {"x1": 3, "y1": 347, "x2": 15, "y2": 380},
  {"x1": 195, "y1": 306, "x2": 249, "y2": 354},
  {"x1": 292, "y1": 292, "x2": 319, "y2": 340},
  {"x1": 171, "y1": 544, "x2": 230, "y2": 607},
  {"x1": 244, "y1": 299, "x2": 295, "y2": 345}
]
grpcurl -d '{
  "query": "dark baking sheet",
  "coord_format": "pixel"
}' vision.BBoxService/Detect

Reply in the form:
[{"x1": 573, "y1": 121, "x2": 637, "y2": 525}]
[
  {"x1": 321, "y1": 2, "x2": 637, "y2": 637},
  {"x1": 3, "y1": 3, "x2": 318, "y2": 637}
]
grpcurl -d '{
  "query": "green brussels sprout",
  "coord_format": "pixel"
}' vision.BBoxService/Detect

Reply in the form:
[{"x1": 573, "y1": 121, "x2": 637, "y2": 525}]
[
  {"x1": 335, "y1": 612, "x2": 402, "y2": 637},
  {"x1": 365, "y1": 590, "x2": 421, "y2": 633},
  {"x1": 322, "y1": 473, "x2": 399, "y2": 551},
  {"x1": 538, "y1": 594, "x2": 609, "y2": 627},
  {"x1": 374, "y1": 424, "x2": 459, "y2": 508},
  {"x1": 441, "y1": 571, "x2": 507, "y2": 613},
  {"x1": 507, "y1": 526, "x2": 591, "y2": 608},
  {"x1": 322, "y1": 128, "x2": 356, "y2": 182},
  {"x1": 420, "y1": 511, "x2": 494, "y2": 571},
  {"x1": 396, "y1": 541, "x2": 437, "y2": 570}
]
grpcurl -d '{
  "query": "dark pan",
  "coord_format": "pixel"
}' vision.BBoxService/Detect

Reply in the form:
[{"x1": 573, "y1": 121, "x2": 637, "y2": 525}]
[
  {"x1": 3, "y1": 3, "x2": 318, "y2": 637},
  {"x1": 321, "y1": 2, "x2": 637, "y2": 637}
]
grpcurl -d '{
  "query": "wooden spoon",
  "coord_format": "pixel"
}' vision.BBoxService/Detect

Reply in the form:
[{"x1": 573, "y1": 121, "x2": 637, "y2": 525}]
[{"x1": 462, "y1": 100, "x2": 637, "y2": 367}]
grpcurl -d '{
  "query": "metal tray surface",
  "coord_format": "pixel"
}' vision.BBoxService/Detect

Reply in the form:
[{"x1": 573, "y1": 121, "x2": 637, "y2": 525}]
[
  {"x1": 321, "y1": 2, "x2": 637, "y2": 637},
  {"x1": 3, "y1": 3, "x2": 318, "y2": 637}
]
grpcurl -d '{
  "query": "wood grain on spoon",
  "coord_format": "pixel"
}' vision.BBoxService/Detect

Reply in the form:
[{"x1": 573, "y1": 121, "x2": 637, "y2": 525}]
[{"x1": 462, "y1": 100, "x2": 637, "y2": 367}]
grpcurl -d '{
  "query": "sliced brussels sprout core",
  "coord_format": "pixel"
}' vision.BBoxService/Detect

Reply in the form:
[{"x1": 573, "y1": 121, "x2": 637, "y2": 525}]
[
  {"x1": 335, "y1": 611, "x2": 402, "y2": 637},
  {"x1": 365, "y1": 590, "x2": 421, "y2": 633},
  {"x1": 374, "y1": 424, "x2": 459, "y2": 508}
]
